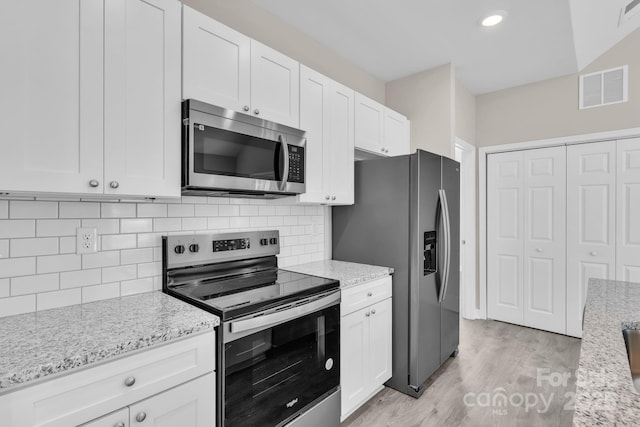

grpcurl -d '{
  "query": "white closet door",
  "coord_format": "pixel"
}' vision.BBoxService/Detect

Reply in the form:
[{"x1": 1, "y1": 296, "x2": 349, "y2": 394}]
[
  {"x1": 566, "y1": 142, "x2": 616, "y2": 337},
  {"x1": 522, "y1": 147, "x2": 566, "y2": 334},
  {"x1": 617, "y1": 138, "x2": 640, "y2": 283},
  {"x1": 487, "y1": 151, "x2": 525, "y2": 325}
]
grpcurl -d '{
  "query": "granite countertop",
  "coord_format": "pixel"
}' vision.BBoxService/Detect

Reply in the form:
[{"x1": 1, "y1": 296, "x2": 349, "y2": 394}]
[
  {"x1": 574, "y1": 278, "x2": 640, "y2": 425},
  {"x1": 0, "y1": 291, "x2": 219, "y2": 394},
  {"x1": 285, "y1": 259, "x2": 393, "y2": 288}
]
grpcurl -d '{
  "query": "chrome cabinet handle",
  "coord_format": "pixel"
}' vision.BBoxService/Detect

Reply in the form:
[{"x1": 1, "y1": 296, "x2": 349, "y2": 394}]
[
  {"x1": 365, "y1": 312, "x2": 371, "y2": 317},
  {"x1": 371, "y1": 309, "x2": 376, "y2": 315},
  {"x1": 590, "y1": 251, "x2": 597, "y2": 256},
  {"x1": 331, "y1": 196, "x2": 336, "y2": 200},
  {"x1": 114, "y1": 422, "x2": 125, "y2": 427},
  {"x1": 89, "y1": 179, "x2": 100, "y2": 188},
  {"x1": 325, "y1": 195, "x2": 330, "y2": 200},
  {"x1": 381, "y1": 148, "x2": 385, "y2": 153},
  {"x1": 367, "y1": 291, "x2": 373, "y2": 297},
  {"x1": 110, "y1": 181, "x2": 119, "y2": 189},
  {"x1": 124, "y1": 376, "x2": 136, "y2": 387},
  {"x1": 243, "y1": 105, "x2": 250, "y2": 112},
  {"x1": 135, "y1": 412, "x2": 147, "y2": 423},
  {"x1": 254, "y1": 108, "x2": 260, "y2": 115},
  {"x1": 536, "y1": 248, "x2": 543, "y2": 253}
]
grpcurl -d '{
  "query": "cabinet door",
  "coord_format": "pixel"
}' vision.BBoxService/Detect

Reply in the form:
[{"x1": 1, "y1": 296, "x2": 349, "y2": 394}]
[
  {"x1": 340, "y1": 307, "x2": 370, "y2": 420},
  {"x1": 129, "y1": 373, "x2": 215, "y2": 427},
  {"x1": 103, "y1": 0, "x2": 181, "y2": 198},
  {"x1": 487, "y1": 151, "x2": 525, "y2": 325},
  {"x1": 384, "y1": 108, "x2": 410, "y2": 157},
  {"x1": 250, "y1": 41, "x2": 299, "y2": 128},
  {"x1": 81, "y1": 408, "x2": 129, "y2": 427},
  {"x1": 182, "y1": 6, "x2": 250, "y2": 112},
  {"x1": 566, "y1": 141, "x2": 616, "y2": 337},
  {"x1": 617, "y1": 138, "x2": 640, "y2": 283},
  {"x1": 368, "y1": 298, "x2": 392, "y2": 387},
  {"x1": 298, "y1": 65, "x2": 330, "y2": 204},
  {"x1": 523, "y1": 147, "x2": 566, "y2": 334},
  {"x1": 0, "y1": 0, "x2": 103, "y2": 194},
  {"x1": 328, "y1": 81, "x2": 355, "y2": 205},
  {"x1": 354, "y1": 93, "x2": 385, "y2": 155}
]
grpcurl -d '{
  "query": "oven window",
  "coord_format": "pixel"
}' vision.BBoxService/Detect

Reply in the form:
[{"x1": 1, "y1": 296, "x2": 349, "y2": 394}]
[
  {"x1": 224, "y1": 305, "x2": 339, "y2": 427},
  {"x1": 193, "y1": 124, "x2": 284, "y2": 181}
]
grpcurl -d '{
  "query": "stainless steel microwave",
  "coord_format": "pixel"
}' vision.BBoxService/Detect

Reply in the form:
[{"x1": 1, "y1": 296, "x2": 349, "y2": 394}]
[{"x1": 182, "y1": 100, "x2": 306, "y2": 198}]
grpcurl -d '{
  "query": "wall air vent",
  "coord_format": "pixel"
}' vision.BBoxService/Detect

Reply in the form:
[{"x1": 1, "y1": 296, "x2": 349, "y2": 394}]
[
  {"x1": 619, "y1": 0, "x2": 640, "y2": 26},
  {"x1": 579, "y1": 65, "x2": 628, "y2": 109}
]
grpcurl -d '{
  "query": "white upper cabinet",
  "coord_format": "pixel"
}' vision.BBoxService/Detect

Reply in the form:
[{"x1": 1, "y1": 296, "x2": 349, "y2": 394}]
[
  {"x1": 0, "y1": 0, "x2": 181, "y2": 198},
  {"x1": 355, "y1": 93, "x2": 410, "y2": 157},
  {"x1": 0, "y1": 0, "x2": 104, "y2": 195},
  {"x1": 182, "y1": 6, "x2": 250, "y2": 113},
  {"x1": 182, "y1": 7, "x2": 300, "y2": 128},
  {"x1": 104, "y1": 0, "x2": 181, "y2": 198},
  {"x1": 298, "y1": 65, "x2": 354, "y2": 205}
]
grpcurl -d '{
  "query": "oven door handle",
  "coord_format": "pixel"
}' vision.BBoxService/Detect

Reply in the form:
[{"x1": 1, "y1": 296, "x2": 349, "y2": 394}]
[{"x1": 230, "y1": 291, "x2": 340, "y2": 334}]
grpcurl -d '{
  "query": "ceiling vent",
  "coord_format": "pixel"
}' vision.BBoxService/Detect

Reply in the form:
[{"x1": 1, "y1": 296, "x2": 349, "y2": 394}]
[
  {"x1": 619, "y1": 0, "x2": 640, "y2": 26},
  {"x1": 579, "y1": 65, "x2": 628, "y2": 109}
]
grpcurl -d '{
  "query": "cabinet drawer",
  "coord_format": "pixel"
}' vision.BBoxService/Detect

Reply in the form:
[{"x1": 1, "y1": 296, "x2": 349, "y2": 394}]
[
  {"x1": 0, "y1": 331, "x2": 215, "y2": 427},
  {"x1": 341, "y1": 276, "x2": 392, "y2": 316}
]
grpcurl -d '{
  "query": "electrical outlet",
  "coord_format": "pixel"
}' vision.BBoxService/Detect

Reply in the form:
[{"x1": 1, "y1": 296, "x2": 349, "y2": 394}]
[{"x1": 76, "y1": 227, "x2": 98, "y2": 254}]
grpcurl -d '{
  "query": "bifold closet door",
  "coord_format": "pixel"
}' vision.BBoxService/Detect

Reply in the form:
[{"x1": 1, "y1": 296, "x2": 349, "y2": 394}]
[
  {"x1": 487, "y1": 151, "x2": 525, "y2": 325},
  {"x1": 617, "y1": 138, "x2": 640, "y2": 283},
  {"x1": 566, "y1": 141, "x2": 616, "y2": 338},
  {"x1": 522, "y1": 147, "x2": 566, "y2": 334}
]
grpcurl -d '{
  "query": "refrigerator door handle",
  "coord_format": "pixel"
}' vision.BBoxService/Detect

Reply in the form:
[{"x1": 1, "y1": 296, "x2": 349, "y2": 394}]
[{"x1": 438, "y1": 189, "x2": 451, "y2": 303}]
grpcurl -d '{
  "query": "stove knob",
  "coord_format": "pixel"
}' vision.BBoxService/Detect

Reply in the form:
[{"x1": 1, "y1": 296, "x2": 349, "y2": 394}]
[
  {"x1": 260, "y1": 238, "x2": 268, "y2": 246},
  {"x1": 269, "y1": 237, "x2": 278, "y2": 245},
  {"x1": 189, "y1": 244, "x2": 199, "y2": 253},
  {"x1": 174, "y1": 245, "x2": 185, "y2": 254}
]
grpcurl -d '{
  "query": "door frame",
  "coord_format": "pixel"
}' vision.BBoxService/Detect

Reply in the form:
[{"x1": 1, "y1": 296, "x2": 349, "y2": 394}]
[
  {"x1": 454, "y1": 138, "x2": 477, "y2": 320},
  {"x1": 478, "y1": 127, "x2": 640, "y2": 319}
]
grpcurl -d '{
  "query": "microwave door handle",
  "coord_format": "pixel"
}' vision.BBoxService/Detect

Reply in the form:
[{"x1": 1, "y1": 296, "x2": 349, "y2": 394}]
[{"x1": 279, "y1": 134, "x2": 289, "y2": 191}]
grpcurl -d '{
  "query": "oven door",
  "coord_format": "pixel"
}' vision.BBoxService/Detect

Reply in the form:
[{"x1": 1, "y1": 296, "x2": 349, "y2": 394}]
[
  {"x1": 185, "y1": 107, "x2": 305, "y2": 195},
  {"x1": 222, "y1": 294, "x2": 340, "y2": 427}
]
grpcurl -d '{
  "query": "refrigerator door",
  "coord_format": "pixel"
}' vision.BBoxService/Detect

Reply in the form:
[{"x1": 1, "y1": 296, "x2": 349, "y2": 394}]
[
  {"x1": 408, "y1": 150, "x2": 442, "y2": 393},
  {"x1": 440, "y1": 157, "x2": 460, "y2": 363}
]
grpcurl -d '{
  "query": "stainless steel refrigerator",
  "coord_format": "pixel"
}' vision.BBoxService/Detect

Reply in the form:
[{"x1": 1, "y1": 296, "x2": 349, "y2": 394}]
[{"x1": 332, "y1": 149, "x2": 459, "y2": 398}]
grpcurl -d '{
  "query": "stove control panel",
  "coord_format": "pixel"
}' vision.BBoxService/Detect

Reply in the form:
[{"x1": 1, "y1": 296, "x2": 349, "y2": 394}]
[{"x1": 164, "y1": 230, "x2": 280, "y2": 268}]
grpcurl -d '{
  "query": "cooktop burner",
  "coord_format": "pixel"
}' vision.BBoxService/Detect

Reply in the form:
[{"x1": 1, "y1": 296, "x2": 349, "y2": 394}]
[{"x1": 162, "y1": 231, "x2": 339, "y2": 321}]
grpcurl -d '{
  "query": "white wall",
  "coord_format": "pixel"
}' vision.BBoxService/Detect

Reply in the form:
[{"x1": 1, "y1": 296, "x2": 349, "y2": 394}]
[{"x1": 0, "y1": 196, "x2": 327, "y2": 318}]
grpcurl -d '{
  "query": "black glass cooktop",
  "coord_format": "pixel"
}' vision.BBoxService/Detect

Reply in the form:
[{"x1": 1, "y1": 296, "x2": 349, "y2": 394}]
[{"x1": 166, "y1": 265, "x2": 339, "y2": 321}]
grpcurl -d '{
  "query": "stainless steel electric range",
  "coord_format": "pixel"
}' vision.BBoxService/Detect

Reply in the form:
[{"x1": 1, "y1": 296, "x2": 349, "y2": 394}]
[{"x1": 162, "y1": 230, "x2": 340, "y2": 427}]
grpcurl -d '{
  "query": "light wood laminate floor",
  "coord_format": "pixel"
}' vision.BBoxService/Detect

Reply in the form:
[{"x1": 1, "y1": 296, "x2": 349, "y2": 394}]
[{"x1": 342, "y1": 319, "x2": 581, "y2": 427}]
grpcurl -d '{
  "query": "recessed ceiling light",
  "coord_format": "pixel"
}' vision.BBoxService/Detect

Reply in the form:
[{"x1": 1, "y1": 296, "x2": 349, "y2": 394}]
[{"x1": 480, "y1": 13, "x2": 504, "y2": 27}]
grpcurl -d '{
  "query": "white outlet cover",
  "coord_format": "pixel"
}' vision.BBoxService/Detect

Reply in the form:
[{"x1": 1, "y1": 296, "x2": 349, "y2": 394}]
[{"x1": 77, "y1": 227, "x2": 98, "y2": 254}]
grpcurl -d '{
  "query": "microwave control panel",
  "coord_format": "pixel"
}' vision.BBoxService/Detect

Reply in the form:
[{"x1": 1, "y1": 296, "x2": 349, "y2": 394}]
[{"x1": 288, "y1": 146, "x2": 305, "y2": 183}]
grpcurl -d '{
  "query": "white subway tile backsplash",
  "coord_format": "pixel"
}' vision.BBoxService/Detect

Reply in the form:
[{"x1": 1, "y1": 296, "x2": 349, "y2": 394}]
[
  {"x1": 82, "y1": 219, "x2": 119, "y2": 235},
  {"x1": 102, "y1": 265, "x2": 137, "y2": 283},
  {"x1": 138, "y1": 204, "x2": 167, "y2": 218},
  {"x1": 0, "y1": 201, "x2": 8, "y2": 219},
  {"x1": 11, "y1": 273, "x2": 59, "y2": 296},
  {"x1": 37, "y1": 254, "x2": 82, "y2": 274},
  {"x1": 0, "y1": 294, "x2": 35, "y2": 316},
  {"x1": 0, "y1": 220, "x2": 36, "y2": 238},
  {"x1": 37, "y1": 288, "x2": 81, "y2": 311},
  {"x1": 102, "y1": 203, "x2": 136, "y2": 218},
  {"x1": 0, "y1": 257, "x2": 36, "y2": 278},
  {"x1": 121, "y1": 277, "x2": 154, "y2": 296},
  {"x1": 0, "y1": 196, "x2": 328, "y2": 317},
  {"x1": 11, "y1": 238, "x2": 59, "y2": 257},
  {"x1": 82, "y1": 282, "x2": 120, "y2": 303},
  {"x1": 83, "y1": 251, "x2": 120, "y2": 269},
  {"x1": 121, "y1": 248, "x2": 153, "y2": 265},
  {"x1": 121, "y1": 218, "x2": 153, "y2": 234},
  {"x1": 61, "y1": 269, "x2": 102, "y2": 289},
  {"x1": 101, "y1": 234, "x2": 137, "y2": 251},
  {"x1": 0, "y1": 279, "x2": 9, "y2": 297},
  {"x1": 10, "y1": 201, "x2": 58, "y2": 219}
]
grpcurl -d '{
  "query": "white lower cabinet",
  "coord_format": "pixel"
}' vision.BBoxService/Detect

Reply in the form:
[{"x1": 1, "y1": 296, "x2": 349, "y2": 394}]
[
  {"x1": 83, "y1": 373, "x2": 215, "y2": 427},
  {"x1": 340, "y1": 276, "x2": 392, "y2": 421},
  {"x1": 0, "y1": 331, "x2": 215, "y2": 427}
]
